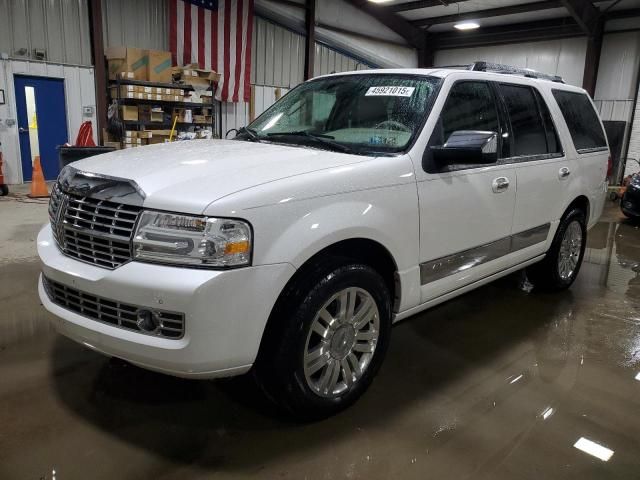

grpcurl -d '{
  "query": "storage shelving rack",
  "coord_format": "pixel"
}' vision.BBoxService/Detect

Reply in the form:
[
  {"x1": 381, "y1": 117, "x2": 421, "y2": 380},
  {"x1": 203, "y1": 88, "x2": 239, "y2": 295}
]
[{"x1": 109, "y1": 78, "x2": 222, "y2": 138}]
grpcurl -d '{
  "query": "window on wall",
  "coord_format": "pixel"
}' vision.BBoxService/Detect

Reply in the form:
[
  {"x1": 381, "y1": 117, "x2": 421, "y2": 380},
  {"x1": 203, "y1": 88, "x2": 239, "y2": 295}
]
[
  {"x1": 552, "y1": 90, "x2": 607, "y2": 152},
  {"x1": 499, "y1": 84, "x2": 549, "y2": 157}
]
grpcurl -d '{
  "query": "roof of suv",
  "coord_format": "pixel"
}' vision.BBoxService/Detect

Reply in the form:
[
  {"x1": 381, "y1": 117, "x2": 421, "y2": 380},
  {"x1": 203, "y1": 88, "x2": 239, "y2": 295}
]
[{"x1": 315, "y1": 67, "x2": 587, "y2": 93}]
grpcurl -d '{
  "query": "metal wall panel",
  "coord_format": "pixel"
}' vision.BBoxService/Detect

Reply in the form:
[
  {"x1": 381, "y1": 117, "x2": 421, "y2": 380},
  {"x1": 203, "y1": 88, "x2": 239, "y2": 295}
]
[
  {"x1": 220, "y1": 85, "x2": 290, "y2": 137},
  {"x1": 102, "y1": 0, "x2": 169, "y2": 51},
  {"x1": 434, "y1": 37, "x2": 588, "y2": 87},
  {"x1": 251, "y1": 17, "x2": 304, "y2": 88},
  {"x1": 594, "y1": 32, "x2": 640, "y2": 102},
  {"x1": 0, "y1": 0, "x2": 92, "y2": 65},
  {"x1": 627, "y1": 85, "x2": 640, "y2": 177},
  {"x1": 0, "y1": 59, "x2": 97, "y2": 184},
  {"x1": 314, "y1": 42, "x2": 371, "y2": 77}
]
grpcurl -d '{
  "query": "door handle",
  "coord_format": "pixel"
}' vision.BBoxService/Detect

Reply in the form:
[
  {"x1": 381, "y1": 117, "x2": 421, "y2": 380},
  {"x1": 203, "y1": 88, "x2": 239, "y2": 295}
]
[
  {"x1": 559, "y1": 167, "x2": 571, "y2": 179},
  {"x1": 492, "y1": 177, "x2": 510, "y2": 193},
  {"x1": 18, "y1": 127, "x2": 28, "y2": 134}
]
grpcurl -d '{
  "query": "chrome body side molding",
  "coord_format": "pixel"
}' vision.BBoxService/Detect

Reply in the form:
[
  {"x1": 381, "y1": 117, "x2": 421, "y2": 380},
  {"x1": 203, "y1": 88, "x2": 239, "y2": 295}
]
[{"x1": 420, "y1": 223, "x2": 550, "y2": 285}]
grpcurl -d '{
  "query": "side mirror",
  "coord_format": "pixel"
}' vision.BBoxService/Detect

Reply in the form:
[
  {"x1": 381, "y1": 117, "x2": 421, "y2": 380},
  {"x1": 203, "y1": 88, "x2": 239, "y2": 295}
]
[{"x1": 430, "y1": 130, "x2": 498, "y2": 166}]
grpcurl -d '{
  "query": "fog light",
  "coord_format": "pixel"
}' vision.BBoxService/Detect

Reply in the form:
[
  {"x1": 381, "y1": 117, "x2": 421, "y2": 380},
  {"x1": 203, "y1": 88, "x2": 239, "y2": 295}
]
[{"x1": 136, "y1": 309, "x2": 160, "y2": 332}]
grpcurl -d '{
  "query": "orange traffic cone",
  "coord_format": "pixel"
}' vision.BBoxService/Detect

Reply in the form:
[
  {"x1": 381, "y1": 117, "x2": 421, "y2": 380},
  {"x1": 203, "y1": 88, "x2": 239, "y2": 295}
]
[{"x1": 28, "y1": 156, "x2": 49, "y2": 198}]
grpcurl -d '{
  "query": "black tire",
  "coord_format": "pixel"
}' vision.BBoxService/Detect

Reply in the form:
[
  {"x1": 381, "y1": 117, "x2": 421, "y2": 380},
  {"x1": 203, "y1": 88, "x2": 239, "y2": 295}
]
[
  {"x1": 253, "y1": 259, "x2": 392, "y2": 421},
  {"x1": 527, "y1": 208, "x2": 587, "y2": 292},
  {"x1": 0, "y1": 184, "x2": 7, "y2": 196}
]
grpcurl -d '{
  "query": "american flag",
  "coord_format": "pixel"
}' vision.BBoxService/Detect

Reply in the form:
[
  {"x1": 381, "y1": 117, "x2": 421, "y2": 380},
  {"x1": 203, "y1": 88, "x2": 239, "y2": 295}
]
[{"x1": 169, "y1": 0, "x2": 254, "y2": 103}]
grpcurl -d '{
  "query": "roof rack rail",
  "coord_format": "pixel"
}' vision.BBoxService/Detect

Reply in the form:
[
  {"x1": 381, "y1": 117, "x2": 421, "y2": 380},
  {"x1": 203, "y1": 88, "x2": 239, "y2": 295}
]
[{"x1": 439, "y1": 61, "x2": 565, "y2": 83}]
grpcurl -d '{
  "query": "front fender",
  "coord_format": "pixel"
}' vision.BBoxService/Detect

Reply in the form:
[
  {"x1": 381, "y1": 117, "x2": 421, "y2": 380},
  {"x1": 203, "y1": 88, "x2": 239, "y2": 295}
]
[{"x1": 250, "y1": 184, "x2": 419, "y2": 271}]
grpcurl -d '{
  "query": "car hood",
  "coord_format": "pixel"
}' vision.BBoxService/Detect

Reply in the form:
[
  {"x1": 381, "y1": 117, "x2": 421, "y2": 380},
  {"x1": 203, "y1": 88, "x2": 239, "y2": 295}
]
[{"x1": 70, "y1": 139, "x2": 368, "y2": 213}]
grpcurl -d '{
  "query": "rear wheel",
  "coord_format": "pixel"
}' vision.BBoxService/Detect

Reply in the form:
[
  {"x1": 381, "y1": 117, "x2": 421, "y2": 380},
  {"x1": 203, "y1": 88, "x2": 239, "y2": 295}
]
[
  {"x1": 253, "y1": 261, "x2": 392, "y2": 420},
  {"x1": 0, "y1": 184, "x2": 8, "y2": 196},
  {"x1": 527, "y1": 208, "x2": 587, "y2": 291}
]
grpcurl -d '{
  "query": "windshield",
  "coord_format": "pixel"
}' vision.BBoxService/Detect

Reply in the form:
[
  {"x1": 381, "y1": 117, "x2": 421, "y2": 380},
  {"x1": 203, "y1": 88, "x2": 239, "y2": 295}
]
[{"x1": 240, "y1": 74, "x2": 441, "y2": 155}]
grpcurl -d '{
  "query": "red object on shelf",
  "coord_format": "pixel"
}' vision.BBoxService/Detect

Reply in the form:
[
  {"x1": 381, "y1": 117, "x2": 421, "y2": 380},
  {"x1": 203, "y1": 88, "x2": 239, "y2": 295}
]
[{"x1": 74, "y1": 121, "x2": 96, "y2": 147}]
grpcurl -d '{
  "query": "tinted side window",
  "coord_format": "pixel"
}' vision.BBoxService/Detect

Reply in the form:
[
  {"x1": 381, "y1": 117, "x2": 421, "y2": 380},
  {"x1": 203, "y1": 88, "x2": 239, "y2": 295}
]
[
  {"x1": 552, "y1": 90, "x2": 606, "y2": 151},
  {"x1": 435, "y1": 81, "x2": 499, "y2": 146},
  {"x1": 499, "y1": 84, "x2": 548, "y2": 156},
  {"x1": 534, "y1": 90, "x2": 562, "y2": 154}
]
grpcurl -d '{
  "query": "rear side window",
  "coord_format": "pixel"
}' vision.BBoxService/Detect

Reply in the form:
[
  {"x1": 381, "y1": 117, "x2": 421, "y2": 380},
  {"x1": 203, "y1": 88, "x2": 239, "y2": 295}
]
[
  {"x1": 552, "y1": 90, "x2": 606, "y2": 152},
  {"x1": 499, "y1": 84, "x2": 548, "y2": 156}
]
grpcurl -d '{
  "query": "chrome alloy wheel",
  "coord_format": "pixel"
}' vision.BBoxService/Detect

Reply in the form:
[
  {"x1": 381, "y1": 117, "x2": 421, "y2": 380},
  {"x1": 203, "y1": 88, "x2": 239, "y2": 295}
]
[
  {"x1": 303, "y1": 287, "x2": 380, "y2": 398},
  {"x1": 558, "y1": 220, "x2": 583, "y2": 281}
]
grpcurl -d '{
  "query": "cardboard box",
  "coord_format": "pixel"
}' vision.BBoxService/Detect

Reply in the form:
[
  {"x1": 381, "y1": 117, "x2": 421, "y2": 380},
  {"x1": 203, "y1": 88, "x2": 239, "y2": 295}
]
[
  {"x1": 106, "y1": 47, "x2": 148, "y2": 80},
  {"x1": 117, "y1": 71, "x2": 136, "y2": 80},
  {"x1": 148, "y1": 50, "x2": 173, "y2": 83},
  {"x1": 125, "y1": 130, "x2": 137, "y2": 138},
  {"x1": 138, "y1": 131, "x2": 153, "y2": 139},
  {"x1": 147, "y1": 130, "x2": 172, "y2": 145},
  {"x1": 104, "y1": 141, "x2": 122, "y2": 150},
  {"x1": 110, "y1": 86, "x2": 139, "y2": 99},
  {"x1": 151, "y1": 109, "x2": 164, "y2": 122},
  {"x1": 171, "y1": 65, "x2": 219, "y2": 88},
  {"x1": 120, "y1": 106, "x2": 138, "y2": 121}
]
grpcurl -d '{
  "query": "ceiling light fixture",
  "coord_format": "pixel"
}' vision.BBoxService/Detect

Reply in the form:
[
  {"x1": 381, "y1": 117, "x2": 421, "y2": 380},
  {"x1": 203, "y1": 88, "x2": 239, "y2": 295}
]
[
  {"x1": 368, "y1": 0, "x2": 393, "y2": 3},
  {"x1": 454, "y1": 21, "x2": 480, "y2": 30}
]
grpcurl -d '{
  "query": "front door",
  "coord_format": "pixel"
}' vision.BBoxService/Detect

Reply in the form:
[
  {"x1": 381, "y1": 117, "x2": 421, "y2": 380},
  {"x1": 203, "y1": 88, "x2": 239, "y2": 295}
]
[
  {"x1": 15, "y1": 75, "x2": 68, "y2": 181},
  {"x1": 416, "y1": 80, "x2": 516, "y2": 303}
]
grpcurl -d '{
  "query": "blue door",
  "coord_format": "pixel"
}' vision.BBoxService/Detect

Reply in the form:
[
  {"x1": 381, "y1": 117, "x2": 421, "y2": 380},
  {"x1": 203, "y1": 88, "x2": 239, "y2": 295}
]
[{"x1": 15, "y1": 75, "x2": 69, "y2": 181}]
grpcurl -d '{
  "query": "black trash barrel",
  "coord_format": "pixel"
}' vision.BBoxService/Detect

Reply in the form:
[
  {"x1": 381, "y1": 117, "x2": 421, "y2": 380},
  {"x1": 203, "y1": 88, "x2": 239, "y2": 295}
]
[{"x1": 58, "y1": 146, "x2": 116, "y2": 169}]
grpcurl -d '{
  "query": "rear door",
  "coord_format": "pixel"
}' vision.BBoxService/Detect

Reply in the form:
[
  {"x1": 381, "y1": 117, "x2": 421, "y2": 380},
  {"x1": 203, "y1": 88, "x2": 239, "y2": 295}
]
[{"x1": 496, "y1": 82, "x2": 573, "y2": 258}]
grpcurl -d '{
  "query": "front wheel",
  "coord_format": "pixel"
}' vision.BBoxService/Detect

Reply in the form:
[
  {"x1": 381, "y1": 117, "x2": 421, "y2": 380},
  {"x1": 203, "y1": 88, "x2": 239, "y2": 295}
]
[
  {"x1": 527, "y1": 208, "x2": 587, "y2": 291},
  {"x1": 254, "y1": 261, "x2": 392, "y2": 420}
]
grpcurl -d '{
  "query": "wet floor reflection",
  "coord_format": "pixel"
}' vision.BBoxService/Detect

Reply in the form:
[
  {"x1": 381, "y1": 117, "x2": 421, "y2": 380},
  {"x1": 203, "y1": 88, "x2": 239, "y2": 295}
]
[{"x1": 1, "y1": 206, "x2": 640, "y2": 479}]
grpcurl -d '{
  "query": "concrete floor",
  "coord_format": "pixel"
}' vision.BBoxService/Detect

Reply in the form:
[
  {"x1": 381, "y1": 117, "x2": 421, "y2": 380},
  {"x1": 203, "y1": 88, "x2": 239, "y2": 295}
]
[{"x1": 1, "y1": 192, "x2": 639, "y2": 480}]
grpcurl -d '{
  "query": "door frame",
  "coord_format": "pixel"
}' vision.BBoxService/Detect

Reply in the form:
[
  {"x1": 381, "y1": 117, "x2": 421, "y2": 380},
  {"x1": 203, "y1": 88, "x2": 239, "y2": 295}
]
[{"x1": 14, "y1": 73, "x2": 69, "y2": 182}]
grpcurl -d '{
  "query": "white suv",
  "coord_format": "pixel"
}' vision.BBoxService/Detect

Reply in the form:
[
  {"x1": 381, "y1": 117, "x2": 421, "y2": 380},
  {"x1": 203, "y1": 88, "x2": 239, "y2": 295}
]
[{"x1": 39, "y1": 64, "x2": 609, "y2": 419}]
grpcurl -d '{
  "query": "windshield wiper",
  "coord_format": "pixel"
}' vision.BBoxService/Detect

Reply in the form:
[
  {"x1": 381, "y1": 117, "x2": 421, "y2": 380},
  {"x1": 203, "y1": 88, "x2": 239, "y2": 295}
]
[
  {"x1": 237, "y1": 126, "x2": 261, "y2": 142},
  {"x1": 266, "y1": 131, "x2": 353, "y2": 154}
]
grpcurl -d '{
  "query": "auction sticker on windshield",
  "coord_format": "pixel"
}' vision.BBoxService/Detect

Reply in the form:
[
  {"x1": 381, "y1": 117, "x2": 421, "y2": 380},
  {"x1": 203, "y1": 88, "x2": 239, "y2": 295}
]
[{"x1": 365, "y1": 86, "x2": 415, "y2": 97}]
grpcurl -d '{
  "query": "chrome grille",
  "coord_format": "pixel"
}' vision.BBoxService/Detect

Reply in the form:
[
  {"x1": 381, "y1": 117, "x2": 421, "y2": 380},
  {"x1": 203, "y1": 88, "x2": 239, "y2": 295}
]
[
  {"x1": 48, "y1": 183, "x2": 142, "y2": 269},
  {"x1": 49, "y1": 183, "x2": 65, "y2": 245},
  {"x1": 42, "y1": 275, "x2": 185, "y2": 339}
]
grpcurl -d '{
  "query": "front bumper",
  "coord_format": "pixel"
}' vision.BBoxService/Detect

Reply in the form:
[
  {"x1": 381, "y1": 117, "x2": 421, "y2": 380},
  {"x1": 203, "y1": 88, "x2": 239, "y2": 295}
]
[{"x1": 37, "y1": 224, "x2": 296, "y2": 378}]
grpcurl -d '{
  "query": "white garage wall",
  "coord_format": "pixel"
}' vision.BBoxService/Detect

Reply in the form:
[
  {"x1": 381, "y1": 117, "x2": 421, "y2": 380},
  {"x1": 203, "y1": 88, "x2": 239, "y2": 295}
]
[
  {"x1": 434, "y1": 37, "x2": 588, "y2": 87},
  {"x1": 256, "y1": 0, "x2": 418, "y2": 69},
  {"x1": 102, "y1": 0, "x2": 169, "y2": 51},
  {"x1": 593, "y1": 31, "x2": 640, "y2": 124},
  {"x1": 220, "y1": 85, "x2": 290, "y2": 137},
  {"x1": 627, "y1": 85, "x2": 640, "y2": 177},
  {"x1": 251, "y1": 16, "x2": 305, "y2": 88},
  {"x1": 0, "y1": 59, "x2": 97, "y2": 184},
  {"x1": 0, "y1": 0, "x2": 92, "y2": 66}
]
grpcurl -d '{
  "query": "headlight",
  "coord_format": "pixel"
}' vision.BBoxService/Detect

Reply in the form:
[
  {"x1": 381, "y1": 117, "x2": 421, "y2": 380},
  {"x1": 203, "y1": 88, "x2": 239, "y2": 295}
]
[{"x1": 133, "y1": 211, "x2": 252, "y2": 268}]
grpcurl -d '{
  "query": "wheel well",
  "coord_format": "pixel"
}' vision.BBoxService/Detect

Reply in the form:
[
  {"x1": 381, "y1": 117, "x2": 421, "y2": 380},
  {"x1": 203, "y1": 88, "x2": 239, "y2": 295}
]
[
  {"x1": 255, "y1": 238, "x2": 399, "y2": 365},
  {"x1": 565, "y1": 195, "x2": 590, "y2": 221},
  {"x1": 300, "y1": 238, "x2": 399, "y2": 308}
]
